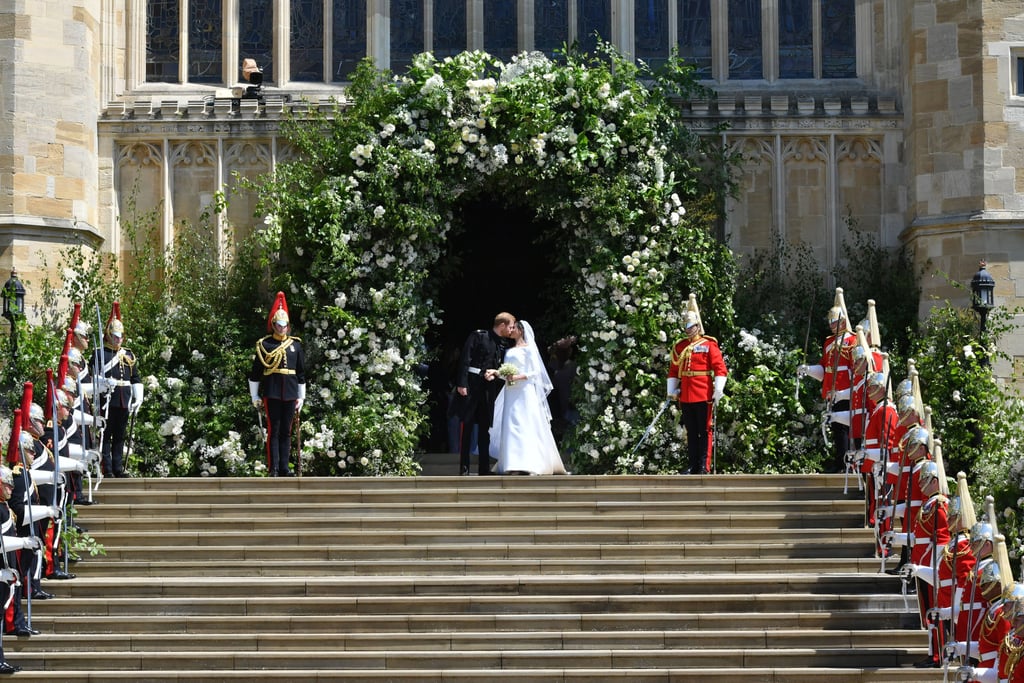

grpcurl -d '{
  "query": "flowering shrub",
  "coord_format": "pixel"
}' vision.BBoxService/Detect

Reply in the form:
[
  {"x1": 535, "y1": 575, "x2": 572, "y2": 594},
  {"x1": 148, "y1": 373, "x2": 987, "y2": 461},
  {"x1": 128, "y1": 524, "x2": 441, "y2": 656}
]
[
  {"x1": 262, "y1": 47, "x2": 737, "y2": 475},
  {"x1": 909, "y1": 303, "x2": 1024, "y2": 565},
  {"x1": 715, "y1": 325, "x2": 824, "y2": 473}
]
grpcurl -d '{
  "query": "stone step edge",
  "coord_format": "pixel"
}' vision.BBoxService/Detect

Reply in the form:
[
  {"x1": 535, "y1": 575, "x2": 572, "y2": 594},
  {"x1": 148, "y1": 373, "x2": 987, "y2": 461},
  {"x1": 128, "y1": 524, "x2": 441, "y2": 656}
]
[{"x1": 0, "y1": 667, "x2": 942, "y2": 682}]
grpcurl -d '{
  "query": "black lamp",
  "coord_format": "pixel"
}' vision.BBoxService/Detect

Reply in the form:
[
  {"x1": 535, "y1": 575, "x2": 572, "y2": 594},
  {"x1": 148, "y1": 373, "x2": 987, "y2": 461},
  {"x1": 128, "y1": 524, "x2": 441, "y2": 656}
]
[
  {"x1": 2, "y1": 269, "x2": 25, "y2": 361},
  {"x1": 2, "y1": 269, "x2": 25, "y2": 321},
  {"x1": 970, "y1": 260, "x2": 995, "y2": 334}
]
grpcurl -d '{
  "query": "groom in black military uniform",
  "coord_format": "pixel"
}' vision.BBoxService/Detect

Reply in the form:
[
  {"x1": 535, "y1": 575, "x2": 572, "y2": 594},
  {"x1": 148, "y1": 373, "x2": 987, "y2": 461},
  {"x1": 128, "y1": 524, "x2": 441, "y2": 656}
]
[{"x1": 455, "y1": 312, "x2": 515, "y2": 476}]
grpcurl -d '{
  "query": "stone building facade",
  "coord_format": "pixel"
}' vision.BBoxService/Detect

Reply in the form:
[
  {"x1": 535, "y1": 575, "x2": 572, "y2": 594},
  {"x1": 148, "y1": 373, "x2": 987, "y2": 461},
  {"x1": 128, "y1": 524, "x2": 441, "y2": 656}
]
[{"x1": 0, "y1": 1, "x2": 1022, "y2": 377}]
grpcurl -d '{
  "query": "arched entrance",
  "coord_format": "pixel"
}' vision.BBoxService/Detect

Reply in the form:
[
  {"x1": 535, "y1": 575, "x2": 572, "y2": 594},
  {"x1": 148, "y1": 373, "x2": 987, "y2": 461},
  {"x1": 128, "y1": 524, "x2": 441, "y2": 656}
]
[{"x1": 421, "y1": 198, "x2": 574, "y2": 452}]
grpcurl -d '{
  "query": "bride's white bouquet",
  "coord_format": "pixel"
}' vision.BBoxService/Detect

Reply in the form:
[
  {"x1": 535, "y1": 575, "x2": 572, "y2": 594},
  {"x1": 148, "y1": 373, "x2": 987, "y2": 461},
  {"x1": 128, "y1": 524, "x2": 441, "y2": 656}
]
[{"x1": 497, "y1": 363, "x2": 519, "y2": 386}]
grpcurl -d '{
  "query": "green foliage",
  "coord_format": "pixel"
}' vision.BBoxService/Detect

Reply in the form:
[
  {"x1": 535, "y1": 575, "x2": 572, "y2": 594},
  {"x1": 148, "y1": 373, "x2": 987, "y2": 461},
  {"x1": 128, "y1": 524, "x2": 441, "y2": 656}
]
[
  {"x1": 832, "y1": 223, "x2": 922, "y2": 362},
  {"x1": 115, "y1": 204, "x2": 267, "y2": 477},
  {"x1": 714, "y1": 320, "x2": 825, "y2": 473},
  {"x1": 907, "y1": 299, "x2": 1024, "y2": 564},
  {"x1": 259, "y1": 47, "x2": 739, "y2": 475}
]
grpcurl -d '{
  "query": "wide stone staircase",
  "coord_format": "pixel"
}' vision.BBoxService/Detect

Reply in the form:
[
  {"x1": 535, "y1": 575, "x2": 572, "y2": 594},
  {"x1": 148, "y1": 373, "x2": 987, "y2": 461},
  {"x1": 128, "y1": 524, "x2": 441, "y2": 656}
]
[{"x1": 8, "y1": 471, "x2": 943, "y2": 681}]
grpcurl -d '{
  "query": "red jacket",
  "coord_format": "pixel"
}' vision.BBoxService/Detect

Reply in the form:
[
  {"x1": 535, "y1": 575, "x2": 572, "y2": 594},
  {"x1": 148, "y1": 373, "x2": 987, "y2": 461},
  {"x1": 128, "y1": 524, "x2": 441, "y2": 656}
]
[
  {"x1": 819, "y1": 332, "x2": 856, "y2": 400},
  {"x1": 668, "y1": 334, "x2": 727, "y2": 404}
]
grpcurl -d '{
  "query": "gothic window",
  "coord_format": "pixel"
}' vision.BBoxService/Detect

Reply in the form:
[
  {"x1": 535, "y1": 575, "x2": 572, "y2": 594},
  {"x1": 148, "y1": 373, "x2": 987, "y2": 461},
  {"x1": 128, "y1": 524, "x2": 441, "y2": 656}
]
[
  {"x1": 292, "y1": 0, "x2": 325, "y2": 81},
  {"x1": 433, "y1": 0, "x2": 467, "y2": 60},
  {"x1": 636, "y1": 0, "x2": 669, "y2": 69},
  {"x1": 142, "y1": 1, "x2": 857, "y2": 86},
  {"x1": 778, "y1": 0, "x2": 812, "y2": 78},
  {"x1": 484, "y1": 0, "x2": 518, "y2": 64},
  {"x1": 578, "y1": 0, "x2": 611, "y2": 55},
  {"x1": 821, "y1": 0, "x2": 855, "y2": 78},
  {"x1": 188, "y1": 0, "x2": 223, "y2": 84},
  {"x1": 728, "y1": 0, "x2": 763, "y2": 79},
  {"x1": 240, "y1": 0, "x2": 274, "y2": 83},
  {"x1": 333, "y1": 0, "x2": 367, "y2": 81},
  {"x1": 391, "y1": 0, "x2": 424, "y2": 75},
  {"x1": 678, "y1": 0, "x2": 711, "y2": 78},
  {"x1": 147, "y1": 0, "x2": 179, "y2": 83},
  {"x1": 535, "y1": 0, "x2": 570, "y2": 58}
]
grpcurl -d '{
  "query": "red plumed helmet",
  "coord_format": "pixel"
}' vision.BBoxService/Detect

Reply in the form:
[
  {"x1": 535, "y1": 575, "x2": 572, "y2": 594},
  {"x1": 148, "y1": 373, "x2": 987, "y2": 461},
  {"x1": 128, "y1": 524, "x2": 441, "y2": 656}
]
[
  {"x1": 57, "y1": 353, "x2": 69, "y2": 391},
  {"x1": 6, "y1": 409, "x2": 20, "y2": 466},
  {"x1": 19, "y1": 382, "x2": 33, "y2": 432},
  {"x1": 106, "y1": 301, "x2": 124, "y2": 339},
  {"x1": 266, "y1": 291, "x2": 290, "y2": 332}
]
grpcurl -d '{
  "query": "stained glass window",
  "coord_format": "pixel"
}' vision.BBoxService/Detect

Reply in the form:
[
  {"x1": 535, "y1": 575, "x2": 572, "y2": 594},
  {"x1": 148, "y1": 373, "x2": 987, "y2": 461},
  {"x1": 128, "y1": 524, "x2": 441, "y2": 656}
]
[
  {"x1": 334, "y1": 0, "x2": 367, "y2": 81},
  {"x1": 727, "y1": 0, "x2": 762, "y2": 79},
  {"x1": 483, "y1": 0, "x2": 517, "y2": 63},
  {"x1": 778, "y1": 0, "x2": 812, "y2": 78},
  {"x1": 240, "y1": 0, "x2": 274, "y2": 84},
  {"x1": 821, "y1": 0, "x2": 855, "y2": 78},
  {"x1": 433, "y1": 0, "x2": 466, "y2": 60},
  {"x1": 578, "y1": 0, "x2": 610, "y2": 55},
  {"x1": 635, "y1": 0, "x2": 668, "y2": 69},
  {"x1": 534, "y1": 0, "x2": 569, "y2": 59},
  {"x1": 188, "y1": 0, "x2": 223, "y2": 83},
  {"x1": 291, "y1": 0, "x2": 324, "y2": 81},
  {"x1": 147, "y1": 0, "x2": 180, "y2": 83},
  {"x1": 391, "y1": 0, "x2": 424, "y2": 74},
  {"x1": 677, "y1": 0, "x2": 711, "y2": 78}
]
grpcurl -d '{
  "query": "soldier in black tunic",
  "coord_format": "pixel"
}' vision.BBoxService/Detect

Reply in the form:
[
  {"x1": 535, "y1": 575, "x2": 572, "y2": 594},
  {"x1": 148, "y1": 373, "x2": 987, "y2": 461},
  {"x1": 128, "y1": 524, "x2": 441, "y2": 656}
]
[
  {"x1": 455, "y1": 312, "x2": 515, "y2": 476},
  {"x1": 249, "y1": 292, "x2": 306, "y2": 477},
  {"x1": 91, "y1": 303, "x2": 143, "y2": 478},
  {"x1": 0, "y1": 465, "x2": 35, "y2": 671}
]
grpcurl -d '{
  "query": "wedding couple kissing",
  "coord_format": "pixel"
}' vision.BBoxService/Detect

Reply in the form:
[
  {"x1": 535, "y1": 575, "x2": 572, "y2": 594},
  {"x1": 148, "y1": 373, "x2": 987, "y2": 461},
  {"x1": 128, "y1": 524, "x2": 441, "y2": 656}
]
[{"x1": 455, "y1": 312, "x2": 568, "y2": 476}]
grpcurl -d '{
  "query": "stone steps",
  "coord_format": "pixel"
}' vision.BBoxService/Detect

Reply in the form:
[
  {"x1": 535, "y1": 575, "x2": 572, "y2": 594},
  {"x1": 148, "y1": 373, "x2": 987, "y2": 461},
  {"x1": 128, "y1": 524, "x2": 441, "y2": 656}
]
[
  {"x1": 2, "y1": 474, "x2": 939, "y2": 681},
  {"x1": 73, "y1": 557, "x2": 886, "y2": 576}
]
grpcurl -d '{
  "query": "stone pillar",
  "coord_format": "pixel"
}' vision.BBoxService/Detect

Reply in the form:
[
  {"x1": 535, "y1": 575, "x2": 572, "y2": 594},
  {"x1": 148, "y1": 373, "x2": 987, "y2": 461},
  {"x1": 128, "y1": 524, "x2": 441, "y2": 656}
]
[{"x1": 0, "y1": 0, "x2": 104, "y2": 317}]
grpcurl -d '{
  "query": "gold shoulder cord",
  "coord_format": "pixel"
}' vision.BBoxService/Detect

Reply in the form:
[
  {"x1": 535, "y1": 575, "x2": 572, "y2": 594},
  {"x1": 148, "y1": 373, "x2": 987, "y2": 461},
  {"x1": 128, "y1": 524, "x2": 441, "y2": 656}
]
[
  {"x1": 670, "y1": 336, "x2": 704, "y2": 376},
  {"x1": 256, "y1": 336, "x2": 294, "y2": 376},
  {"x1": 1003, "y1": 635, "x2": 1024, "y2": 672}
]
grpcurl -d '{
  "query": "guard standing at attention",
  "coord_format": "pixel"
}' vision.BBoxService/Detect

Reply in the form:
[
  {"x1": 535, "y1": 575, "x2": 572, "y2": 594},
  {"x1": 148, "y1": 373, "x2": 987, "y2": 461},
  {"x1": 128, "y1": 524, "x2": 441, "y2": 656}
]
[
  {"x1": 91, "y1": 303, "x2": 143, "y2": 478},
  {"x1": 667, "y1": 294, "x2": 728, "y2": 475},
  {"x1": 249, "y1": 292, "x2": 306, "y2": 477}
]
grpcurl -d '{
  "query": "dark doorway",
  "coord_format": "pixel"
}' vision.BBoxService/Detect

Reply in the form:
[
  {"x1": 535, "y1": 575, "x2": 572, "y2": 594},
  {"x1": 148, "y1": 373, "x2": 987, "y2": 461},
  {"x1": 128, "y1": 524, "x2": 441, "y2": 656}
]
[{"x1": 420, "y1": 197, "x2": 575, "y2": 452}]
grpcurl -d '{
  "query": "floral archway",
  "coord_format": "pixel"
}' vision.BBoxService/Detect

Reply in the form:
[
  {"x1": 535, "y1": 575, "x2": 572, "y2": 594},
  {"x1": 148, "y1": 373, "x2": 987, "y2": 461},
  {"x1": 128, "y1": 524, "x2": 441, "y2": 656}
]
[{"x1": 262, "y1": 48, "x2": 737, "y2": 476}]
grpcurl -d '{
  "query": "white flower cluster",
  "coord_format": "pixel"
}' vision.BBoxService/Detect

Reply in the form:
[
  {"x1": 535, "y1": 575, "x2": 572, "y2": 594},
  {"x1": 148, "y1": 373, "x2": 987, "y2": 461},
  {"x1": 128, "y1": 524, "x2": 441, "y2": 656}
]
[
  {"x1": 193, "y1": 431, "x2": 246, "y2": 477},
  {"x1": 349, "y1": 143, "x2": 374, "y2": 167}
]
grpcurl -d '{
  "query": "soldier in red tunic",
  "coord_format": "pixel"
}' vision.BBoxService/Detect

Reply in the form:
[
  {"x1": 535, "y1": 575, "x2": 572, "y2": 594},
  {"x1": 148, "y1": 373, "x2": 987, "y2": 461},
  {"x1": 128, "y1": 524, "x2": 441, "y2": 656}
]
[
  {"x1": 797, "y1": 288, "x2": 857, "y2": 472},
  {"x1": 861, "y1": 370, "x2": 897, "y2": 551},
  {"x1": 666, "y1": 294, "x2": 727, "y2": 475}
]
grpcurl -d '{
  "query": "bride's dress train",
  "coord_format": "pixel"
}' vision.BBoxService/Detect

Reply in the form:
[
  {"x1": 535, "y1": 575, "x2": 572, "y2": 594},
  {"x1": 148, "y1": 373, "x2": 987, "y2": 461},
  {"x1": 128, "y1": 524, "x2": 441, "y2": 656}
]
[{"x1": 490, "y1": 344, "x2": 567, "y2": 475}]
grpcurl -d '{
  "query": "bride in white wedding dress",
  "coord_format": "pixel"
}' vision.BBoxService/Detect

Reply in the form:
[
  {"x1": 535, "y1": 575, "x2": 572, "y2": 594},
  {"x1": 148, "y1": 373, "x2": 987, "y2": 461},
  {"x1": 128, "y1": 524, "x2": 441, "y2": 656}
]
[{"x1": 490, "y1": 320, "x2": 568, "y2": 475}]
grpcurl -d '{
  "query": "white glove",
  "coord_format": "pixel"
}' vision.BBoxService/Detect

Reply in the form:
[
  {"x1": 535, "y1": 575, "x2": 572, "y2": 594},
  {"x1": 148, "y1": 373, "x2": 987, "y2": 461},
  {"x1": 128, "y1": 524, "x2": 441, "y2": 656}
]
[
  {"x1": 26, "y1": 536, "x2": 41, "y2": 550},
  {"x1": 666, "y1": 378, "x2": 680, "y2": 398},
  {"x1": 906, "y1": 564, "x2": 936, "y2": 585},
  {"x1": 130, "y1": 383, "x2": 144, "y2": 414},
  {"x1": 961, "y1": 665, "x2": 997, "y2": 683},
  {"x1": 798, "y1": 364, "x2": 824, "y2": 381},
  {"x1": 296, "y1": 383, "x2": 306, "y2": 412},
  {"x1": 249, "y1": 380, "x2": 261, "y2": 408},
  {"x1": 712, "y1": 375, "x2": 726, "y2": 402},
  {"x1": 887, "y1": 532, "x2": 908, "y2": 547}
]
